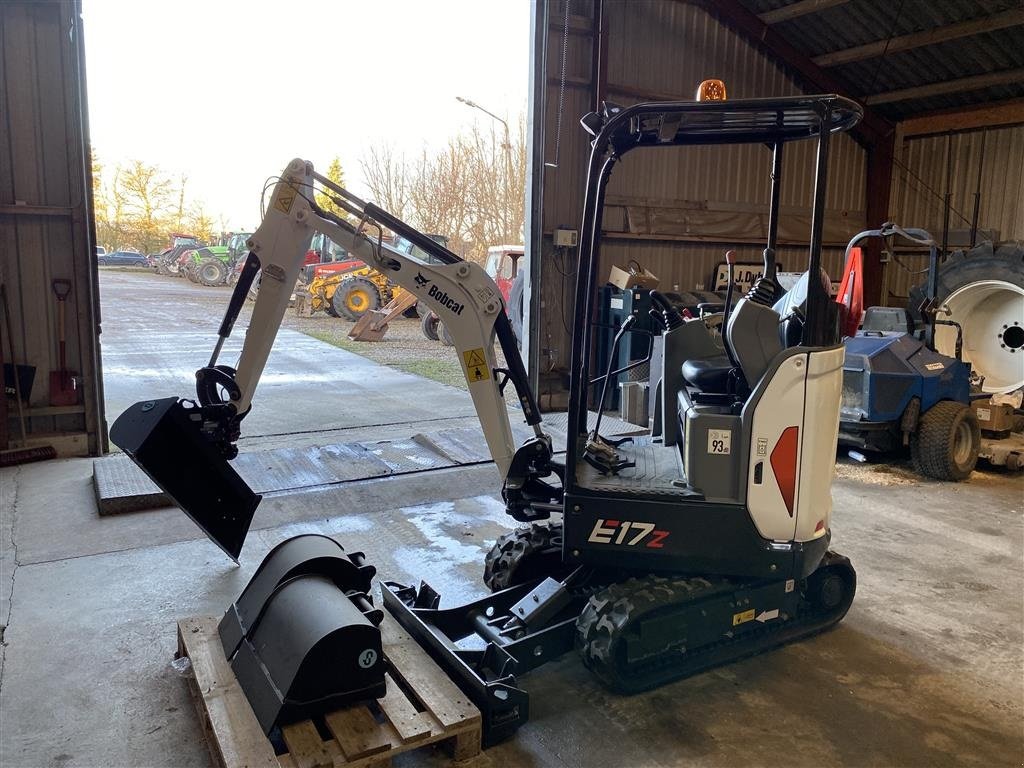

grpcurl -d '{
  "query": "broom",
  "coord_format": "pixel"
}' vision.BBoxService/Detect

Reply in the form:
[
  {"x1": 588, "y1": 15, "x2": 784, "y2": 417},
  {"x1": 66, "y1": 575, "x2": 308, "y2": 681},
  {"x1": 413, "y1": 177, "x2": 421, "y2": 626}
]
[{"x1": 1, "y1": 282, "x2": 57, "y2": 466}]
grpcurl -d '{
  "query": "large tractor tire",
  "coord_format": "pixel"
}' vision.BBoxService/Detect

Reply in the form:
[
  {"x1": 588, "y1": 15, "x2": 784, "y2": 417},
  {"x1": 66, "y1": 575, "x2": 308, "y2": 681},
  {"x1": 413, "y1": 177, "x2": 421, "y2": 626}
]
[
  {"x1": 185, "y1": 263, "x2": 200, "y2": 283},
  {"x1": 439, "y1": 320, "x2": 455, "y2": 346},
  {"x1": 197, "y1": 258, "x2": 228, "y2": 287},
  {"x1": 420, "y1": 311, "x2": 440, "y2": 341},
  {"x1": 909, "y1": 242, "x2": 1024, "y2": 393},
  {"x1": 910, "y1": 400, "x2": 980, "y2": 481},
  {"x1": 332, "y1": 277, "x2": 380, "y2": 321}
]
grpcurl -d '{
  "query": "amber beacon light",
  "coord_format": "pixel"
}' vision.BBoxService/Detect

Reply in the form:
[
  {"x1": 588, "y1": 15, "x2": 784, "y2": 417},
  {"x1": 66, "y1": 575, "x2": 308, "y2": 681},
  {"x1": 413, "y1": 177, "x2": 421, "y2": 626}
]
[{"x1": 696, "y1": 79, "x2": 727, "y2": 101}]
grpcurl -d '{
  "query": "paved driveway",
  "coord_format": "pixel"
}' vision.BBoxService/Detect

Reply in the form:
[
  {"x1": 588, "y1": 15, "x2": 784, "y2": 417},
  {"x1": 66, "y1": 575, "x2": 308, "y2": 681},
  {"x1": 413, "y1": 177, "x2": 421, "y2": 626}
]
[{"x1": 98, "y1": 271, "x2": 478, "y2": 444}]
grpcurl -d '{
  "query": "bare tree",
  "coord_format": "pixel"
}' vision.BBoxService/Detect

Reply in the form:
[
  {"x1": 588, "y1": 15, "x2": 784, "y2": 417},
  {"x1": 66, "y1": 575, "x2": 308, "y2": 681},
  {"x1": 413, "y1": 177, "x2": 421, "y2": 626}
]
[
  {"x1": 359, "y1": 145, "x2": 410, "y2": 219},
  {"x1": 408, "y1": 139, "x2": 474, "y2": 250},
  {"x1": 358, "y1": 111, "x2": 527, "y2": 263}
]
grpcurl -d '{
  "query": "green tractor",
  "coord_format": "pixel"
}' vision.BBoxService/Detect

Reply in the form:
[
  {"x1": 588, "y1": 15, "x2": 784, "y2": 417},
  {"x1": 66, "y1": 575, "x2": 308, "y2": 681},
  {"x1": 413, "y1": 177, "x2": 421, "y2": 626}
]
[{"x1": 180, "y1": 246, "x2": 234, "y2": 286}]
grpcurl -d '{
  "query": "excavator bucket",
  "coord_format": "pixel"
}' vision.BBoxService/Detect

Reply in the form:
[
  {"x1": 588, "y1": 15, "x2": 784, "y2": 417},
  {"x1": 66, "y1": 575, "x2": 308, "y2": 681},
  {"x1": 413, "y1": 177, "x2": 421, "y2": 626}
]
[
  {"x1": 218, "y1": 535, "x2": 387, "y2": 733},
  {"x1": 109, "y1": 397, "x2": 260, "y2": 561}
]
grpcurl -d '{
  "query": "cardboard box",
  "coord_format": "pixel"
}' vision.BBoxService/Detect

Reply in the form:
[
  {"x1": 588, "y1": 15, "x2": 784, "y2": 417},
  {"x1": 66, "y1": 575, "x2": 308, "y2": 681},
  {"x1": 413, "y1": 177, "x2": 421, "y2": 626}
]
[
  {"x1": 608, "y1": 263, "x2": 659, "y2": 291},
  {"x1": 973, "y1": 399, "x2": 1015, "y2": 434}
]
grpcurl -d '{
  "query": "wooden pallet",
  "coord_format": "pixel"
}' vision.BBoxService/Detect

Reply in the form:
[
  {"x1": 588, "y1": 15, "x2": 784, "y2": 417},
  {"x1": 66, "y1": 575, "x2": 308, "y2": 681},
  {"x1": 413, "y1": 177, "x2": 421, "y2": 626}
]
[{"x1": 176, "y1": 614, "x2": 482, "y2": 768}]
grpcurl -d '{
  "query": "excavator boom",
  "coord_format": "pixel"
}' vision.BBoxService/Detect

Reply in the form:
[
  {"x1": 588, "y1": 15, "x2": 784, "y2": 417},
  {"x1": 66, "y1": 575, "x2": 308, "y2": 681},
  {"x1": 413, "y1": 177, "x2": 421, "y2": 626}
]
[{"x1": 110, "y1": 159, "x2": 551, "y2": 560}]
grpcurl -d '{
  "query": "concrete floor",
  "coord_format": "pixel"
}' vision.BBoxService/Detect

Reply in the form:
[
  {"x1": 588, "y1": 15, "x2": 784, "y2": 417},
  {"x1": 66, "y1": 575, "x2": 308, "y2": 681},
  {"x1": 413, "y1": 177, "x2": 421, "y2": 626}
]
[{"x1": 1, "y1": 272, "x2": 1022, "y2": 767}]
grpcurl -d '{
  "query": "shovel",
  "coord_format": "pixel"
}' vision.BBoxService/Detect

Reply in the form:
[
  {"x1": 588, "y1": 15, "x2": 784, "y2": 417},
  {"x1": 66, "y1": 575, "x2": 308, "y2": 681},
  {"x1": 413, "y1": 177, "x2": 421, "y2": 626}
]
[{"x1": 49, "y1": 279, "x2": 77, "y2": 406}]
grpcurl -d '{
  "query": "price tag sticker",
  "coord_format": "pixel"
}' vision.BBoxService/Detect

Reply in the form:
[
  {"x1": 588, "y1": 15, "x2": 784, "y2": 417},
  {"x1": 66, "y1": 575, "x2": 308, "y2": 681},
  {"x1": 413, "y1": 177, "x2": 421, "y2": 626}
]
[{"x1": 708, "y1": 429, "x2": 731, "y2": 455}]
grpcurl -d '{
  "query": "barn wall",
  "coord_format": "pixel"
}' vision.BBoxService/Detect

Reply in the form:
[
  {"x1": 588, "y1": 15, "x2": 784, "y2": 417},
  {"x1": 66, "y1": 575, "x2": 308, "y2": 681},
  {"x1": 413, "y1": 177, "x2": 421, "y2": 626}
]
[
  {"x1": 531, "y1": 0, "x2": 868, "y2": 377},
  {"x1": 884, "y1": 124, "x2": 1024, "y2": 304},
  {"x1": 0, "y1": 0, "x2": 104, "y2": 455}
]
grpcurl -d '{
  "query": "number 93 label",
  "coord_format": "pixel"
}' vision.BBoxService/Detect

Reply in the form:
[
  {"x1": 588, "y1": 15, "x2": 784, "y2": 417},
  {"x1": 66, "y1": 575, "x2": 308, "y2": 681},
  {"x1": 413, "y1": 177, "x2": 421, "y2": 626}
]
[{"x1": 707, "y1": 429, "x2": 731, "y2": 455}]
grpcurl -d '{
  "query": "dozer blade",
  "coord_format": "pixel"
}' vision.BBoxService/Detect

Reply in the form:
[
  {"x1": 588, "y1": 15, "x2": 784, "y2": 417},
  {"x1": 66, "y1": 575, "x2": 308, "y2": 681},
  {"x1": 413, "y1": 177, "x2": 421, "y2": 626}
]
[
  {"x1": 109, "y1": 397, "x2": 260, "y2": 561},
  {"x1": 220, "y1": 535, "x2": 386, "y2": 733}
]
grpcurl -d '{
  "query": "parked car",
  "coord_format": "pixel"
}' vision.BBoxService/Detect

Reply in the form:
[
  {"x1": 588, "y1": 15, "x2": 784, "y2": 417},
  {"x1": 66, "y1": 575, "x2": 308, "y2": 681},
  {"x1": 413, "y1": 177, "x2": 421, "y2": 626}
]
[
  {"x1": 96, "y1": 245, "x2": 107, "y2": 258},
  {"x1": 97, "y1": 250, "x2": 149, "y2": 267}
]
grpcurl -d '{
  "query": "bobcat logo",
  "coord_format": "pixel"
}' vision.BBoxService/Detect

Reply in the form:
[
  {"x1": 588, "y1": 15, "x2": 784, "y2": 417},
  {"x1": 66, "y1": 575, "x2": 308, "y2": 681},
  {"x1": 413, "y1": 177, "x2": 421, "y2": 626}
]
[{"x1": 414, "y1": 272, "x2": 430, "y2": 288}]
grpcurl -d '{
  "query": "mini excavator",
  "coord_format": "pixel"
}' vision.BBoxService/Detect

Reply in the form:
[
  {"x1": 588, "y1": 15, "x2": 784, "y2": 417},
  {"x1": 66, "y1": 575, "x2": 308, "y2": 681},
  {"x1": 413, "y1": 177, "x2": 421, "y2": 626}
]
[{"x1": 112, "y1": 86, "x2": 861, "y2": 746}]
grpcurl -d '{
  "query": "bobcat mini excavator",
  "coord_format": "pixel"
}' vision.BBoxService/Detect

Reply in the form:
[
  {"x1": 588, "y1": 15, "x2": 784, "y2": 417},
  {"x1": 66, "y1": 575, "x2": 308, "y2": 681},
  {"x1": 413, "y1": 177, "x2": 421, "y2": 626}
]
[{"x1": 111, "y1": 88, "x2": 861, "y2": 746}]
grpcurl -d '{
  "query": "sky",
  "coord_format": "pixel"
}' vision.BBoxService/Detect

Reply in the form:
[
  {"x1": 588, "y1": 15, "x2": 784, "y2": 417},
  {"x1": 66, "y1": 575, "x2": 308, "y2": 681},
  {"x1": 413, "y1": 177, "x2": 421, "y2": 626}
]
[{"x1": 82, "y1": 0, "x2": 531, "y2": 230}]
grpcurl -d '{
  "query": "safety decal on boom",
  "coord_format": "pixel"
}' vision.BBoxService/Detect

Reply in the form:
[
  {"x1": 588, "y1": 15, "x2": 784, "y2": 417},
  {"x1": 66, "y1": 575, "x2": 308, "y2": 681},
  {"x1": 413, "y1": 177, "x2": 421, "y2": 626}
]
[
  {"x1": 274, "y1": 187, "x2": 297, "y2": 215},
  {"x1": 463, "y1": 348, "x2": 489, "y2": 383}
]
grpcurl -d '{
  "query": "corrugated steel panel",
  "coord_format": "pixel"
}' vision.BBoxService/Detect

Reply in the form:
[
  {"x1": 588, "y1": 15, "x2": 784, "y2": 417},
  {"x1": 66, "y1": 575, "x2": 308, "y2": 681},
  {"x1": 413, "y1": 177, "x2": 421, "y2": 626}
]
[
  {"x1": 885, "y1": 122, "x2": 1024, "y2": 303},
  {"x1": 737, "y1": 0, "x2": 1024, "y2": 120},
  {"x1": 535, "y1": 0, "x2": 868, "y2": 371},
  {"x1": 0, "y1": 1, "x2": 104, "y2": 454}
]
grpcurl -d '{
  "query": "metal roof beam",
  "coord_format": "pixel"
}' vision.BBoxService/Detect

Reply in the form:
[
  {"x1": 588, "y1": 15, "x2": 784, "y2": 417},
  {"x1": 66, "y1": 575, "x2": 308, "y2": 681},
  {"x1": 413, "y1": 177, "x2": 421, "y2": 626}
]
[
  {"x1": 758, "y1": 0, "x2": 850, "y2": 25},
  {"x1": 688, "y1": 0, "x2": 893, "y2": 144},
  {"x1": 865, "y1": 68, "x2": 1024, "y2": 105},
  {"x1": 813, "y1": 8, "x2": 1024, "y2": 67}
]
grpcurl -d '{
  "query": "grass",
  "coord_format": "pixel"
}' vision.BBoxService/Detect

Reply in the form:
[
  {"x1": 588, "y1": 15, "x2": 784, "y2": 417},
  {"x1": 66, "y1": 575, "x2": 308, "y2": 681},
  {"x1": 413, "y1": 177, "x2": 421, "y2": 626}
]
[
  {"x1": 394, "y1": 359, "x2": 466, "y2": 389},
  {"x1": 304, "y1": 329, "x2": 362, "y2": 353},
  {"x1": 303, "y1": 328, "x2": 467, "y2": 389}
]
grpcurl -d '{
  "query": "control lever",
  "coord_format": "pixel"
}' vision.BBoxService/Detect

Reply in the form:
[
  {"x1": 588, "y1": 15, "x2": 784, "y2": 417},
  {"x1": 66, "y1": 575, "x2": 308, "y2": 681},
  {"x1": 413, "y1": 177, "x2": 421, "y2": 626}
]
[{"x1": 586, "y1": 315, "x2": 637, "y2": 475}]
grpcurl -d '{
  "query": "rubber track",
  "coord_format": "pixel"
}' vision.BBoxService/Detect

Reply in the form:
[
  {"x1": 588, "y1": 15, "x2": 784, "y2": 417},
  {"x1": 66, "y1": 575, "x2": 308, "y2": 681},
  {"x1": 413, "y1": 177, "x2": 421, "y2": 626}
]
[
  {"x1": 483, "y1": 523, "x2": 565, "y2": 592},
  {"x1": 576, "y1": 551, "x2": 855, "y2": 693}
]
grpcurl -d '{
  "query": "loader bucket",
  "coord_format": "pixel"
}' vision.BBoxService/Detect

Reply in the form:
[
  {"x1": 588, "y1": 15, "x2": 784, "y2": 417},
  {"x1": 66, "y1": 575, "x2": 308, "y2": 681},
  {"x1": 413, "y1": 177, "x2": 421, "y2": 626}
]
[
  {"x1": 219, "y1": 535, "x2": 386, "y2": 733},
  {"x1": 109, "y1": 397, "x2": 260, "y2": 561}
]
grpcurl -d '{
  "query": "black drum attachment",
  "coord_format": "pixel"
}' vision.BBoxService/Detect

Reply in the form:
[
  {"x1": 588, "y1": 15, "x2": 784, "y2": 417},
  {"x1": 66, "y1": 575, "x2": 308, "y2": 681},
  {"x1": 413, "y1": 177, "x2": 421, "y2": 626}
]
[{"x1": 218, "y1": 535, "x2": 386, "y2": 734}]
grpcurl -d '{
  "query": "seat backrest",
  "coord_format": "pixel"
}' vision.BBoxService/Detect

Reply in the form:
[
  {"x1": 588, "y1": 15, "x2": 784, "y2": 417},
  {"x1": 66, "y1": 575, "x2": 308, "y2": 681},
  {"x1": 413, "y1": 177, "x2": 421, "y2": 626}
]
[
  {"x1": 724, "y1": 297, "x2": 783, "y2": 389},
  {"x1": 773, "y1": 271, "x2": 808, "y2": 348}
]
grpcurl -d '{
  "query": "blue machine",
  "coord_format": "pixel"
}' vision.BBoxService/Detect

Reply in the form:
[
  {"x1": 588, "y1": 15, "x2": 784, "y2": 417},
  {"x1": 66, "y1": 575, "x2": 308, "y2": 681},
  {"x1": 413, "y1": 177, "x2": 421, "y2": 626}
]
[
  {"x1": 837, "y1": 224, "x2": 981, "y2": 481},
  {"x1": 840, "y1": 330, "x2": 971, "y2": 452}
]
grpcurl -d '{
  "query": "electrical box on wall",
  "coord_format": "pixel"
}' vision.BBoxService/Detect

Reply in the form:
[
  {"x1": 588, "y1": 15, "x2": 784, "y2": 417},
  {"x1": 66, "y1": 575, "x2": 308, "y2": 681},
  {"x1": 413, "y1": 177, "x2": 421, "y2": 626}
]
[{"x1": 554, "y1": 228, "x2": 578, "y2": 247}]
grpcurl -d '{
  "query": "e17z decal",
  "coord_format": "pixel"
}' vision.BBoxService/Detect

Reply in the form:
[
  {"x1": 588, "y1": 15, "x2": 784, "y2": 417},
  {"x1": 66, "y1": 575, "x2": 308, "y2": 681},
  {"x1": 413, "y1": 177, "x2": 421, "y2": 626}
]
[{"x1": 587, "y1": 519, "x2": 670, "y2": 548}]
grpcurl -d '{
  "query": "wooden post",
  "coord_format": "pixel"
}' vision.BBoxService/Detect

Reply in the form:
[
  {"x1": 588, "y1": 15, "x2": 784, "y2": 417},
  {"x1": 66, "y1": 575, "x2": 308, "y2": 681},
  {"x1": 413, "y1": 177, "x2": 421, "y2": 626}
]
[{"x1": 864, "y1": 133, "x2": 896, "y2": 307}]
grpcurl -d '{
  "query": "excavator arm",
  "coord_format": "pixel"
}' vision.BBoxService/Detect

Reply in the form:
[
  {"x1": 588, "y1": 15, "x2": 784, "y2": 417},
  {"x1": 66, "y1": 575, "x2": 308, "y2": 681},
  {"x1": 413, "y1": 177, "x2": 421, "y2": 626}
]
[{"x1": 110, "y1": 159, "x2": 561, "y2": 560}]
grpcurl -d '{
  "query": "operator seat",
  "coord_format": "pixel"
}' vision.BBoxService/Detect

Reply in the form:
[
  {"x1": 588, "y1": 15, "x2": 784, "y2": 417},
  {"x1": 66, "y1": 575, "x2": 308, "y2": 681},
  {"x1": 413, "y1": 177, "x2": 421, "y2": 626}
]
[
  {"x1": 680, "y1": 269, "x2": 827, "y2": 397},
  {"x1": 680, "y1": 354, "x2": 732, "y2": 393}
]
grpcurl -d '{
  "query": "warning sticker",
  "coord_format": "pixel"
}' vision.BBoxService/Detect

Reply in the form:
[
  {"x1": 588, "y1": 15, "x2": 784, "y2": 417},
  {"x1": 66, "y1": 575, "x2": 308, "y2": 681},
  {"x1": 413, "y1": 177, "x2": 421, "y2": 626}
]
[
  {"x1": 463, "y1": 347, "x2": 489, "y2": 384},
  {"x1": 732, "y1": 609, "x2": 755, "y2": 626},
  {"x1": 708, "y1": 429, "x2": 732, "y2": 455},
  {"x1": 274, "y1": 187, "x2": 296, "y2": 215},
  {"x1": 976, "y1": 407, "x2": 991, "y2": 421},
  {"x1": 924, "y1": 362, "x2": 945, "y2": 371}
]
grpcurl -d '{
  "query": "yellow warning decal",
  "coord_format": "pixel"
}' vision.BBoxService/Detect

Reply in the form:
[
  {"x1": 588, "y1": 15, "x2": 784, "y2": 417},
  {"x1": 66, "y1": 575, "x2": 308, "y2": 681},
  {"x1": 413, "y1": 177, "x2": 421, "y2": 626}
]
[
  {"x1": 462, "y1": 347, "x2": 489, "y2": 384},
  {"x1": 463, "y1": 348, "x2": 486, "y2": 368},
  {"x1": 732, "y1": 609, "x2": 755, "y2": 626},
  {"x1": 274, "y1": 187, "x2": 297, "y2": 215}
]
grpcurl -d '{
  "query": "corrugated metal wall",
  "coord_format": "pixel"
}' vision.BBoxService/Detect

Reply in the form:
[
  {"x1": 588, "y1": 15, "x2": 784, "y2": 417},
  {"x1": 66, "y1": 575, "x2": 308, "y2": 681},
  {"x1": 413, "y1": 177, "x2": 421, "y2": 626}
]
[
  {"x1": 885, "y1": 124, "x2": 1024, "y2": 303},
  {"x1": 534, "y1": 0, "x2": 867, "y2": 373},
  {"x1": 0, "y1": 0, "x2": 104, "y2": 455}
]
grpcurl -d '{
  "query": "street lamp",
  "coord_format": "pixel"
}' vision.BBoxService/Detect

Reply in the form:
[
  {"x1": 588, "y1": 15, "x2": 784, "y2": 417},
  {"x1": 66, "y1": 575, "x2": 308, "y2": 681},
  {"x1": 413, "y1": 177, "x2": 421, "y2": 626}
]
[{"x1": 456, "y1": 95, "x2": 513, "y2": 243}]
